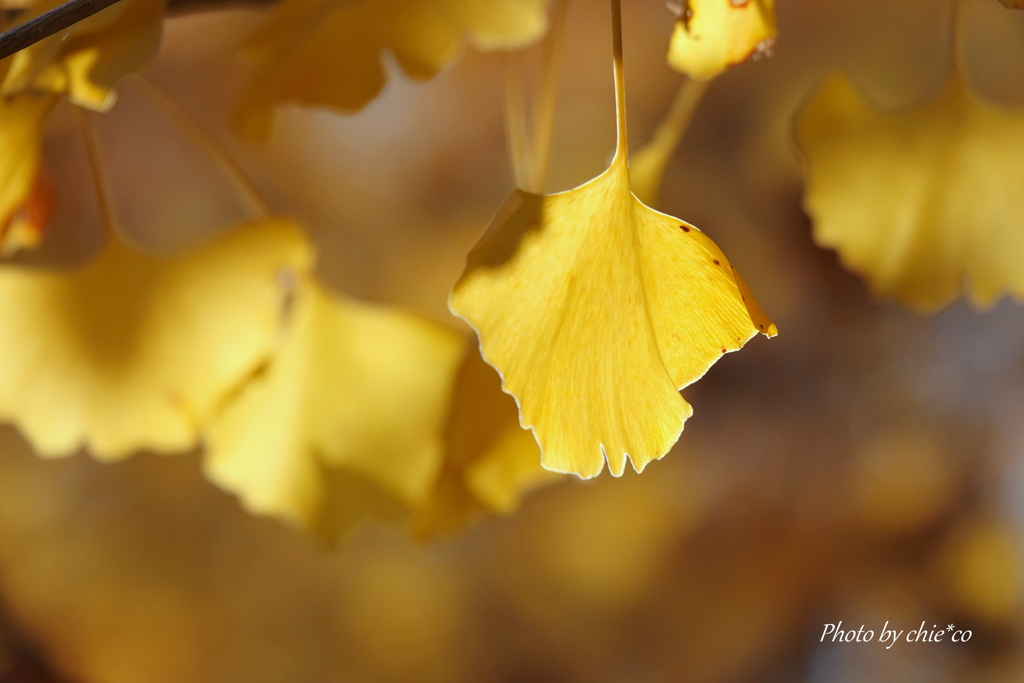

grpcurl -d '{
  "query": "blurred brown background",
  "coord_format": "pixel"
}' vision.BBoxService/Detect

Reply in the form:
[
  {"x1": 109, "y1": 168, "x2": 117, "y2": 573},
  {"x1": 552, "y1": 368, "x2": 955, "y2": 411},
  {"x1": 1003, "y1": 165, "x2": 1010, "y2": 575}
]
[{"x1": 3, "y1": 0, "x2": 1024, "y2": 681}]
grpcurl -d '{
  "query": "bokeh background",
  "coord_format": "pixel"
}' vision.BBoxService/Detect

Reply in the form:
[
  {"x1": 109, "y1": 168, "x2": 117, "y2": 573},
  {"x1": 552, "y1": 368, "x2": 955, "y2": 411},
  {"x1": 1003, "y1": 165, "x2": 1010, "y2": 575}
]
[{"x1": 3, "y1": 0, "x2": 1024, "y2": 681}]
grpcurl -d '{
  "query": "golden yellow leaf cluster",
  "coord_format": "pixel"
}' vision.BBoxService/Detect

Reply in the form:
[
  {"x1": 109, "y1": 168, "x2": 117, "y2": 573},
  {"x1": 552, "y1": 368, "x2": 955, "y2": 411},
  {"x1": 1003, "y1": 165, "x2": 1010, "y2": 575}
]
[
  {"x1": 0, "y1": 219, "x2": 309, "y2": 457},
  {"x1": 0, "y1": 0, "x2": 782, "y2": 541},
  {"x1": 204, "y1": 274, "x2": 464, "y2": 538}
]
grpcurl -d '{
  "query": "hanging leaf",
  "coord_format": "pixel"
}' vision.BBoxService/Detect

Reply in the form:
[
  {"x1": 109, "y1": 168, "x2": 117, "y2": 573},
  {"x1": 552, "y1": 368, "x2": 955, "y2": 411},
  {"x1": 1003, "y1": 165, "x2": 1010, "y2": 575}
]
[
  {"x1": 234, "y1": 0, "x2": 549, "y2": 140},
  {"x1": 450, "y1": 13, "x2": 775, "y2": 479},
  {"x1": 667, "y1": 0, "x2": 775, "y2": 81},
  {"x1": 796, "y1": 71, "x2": 1024, "y2": 313}
]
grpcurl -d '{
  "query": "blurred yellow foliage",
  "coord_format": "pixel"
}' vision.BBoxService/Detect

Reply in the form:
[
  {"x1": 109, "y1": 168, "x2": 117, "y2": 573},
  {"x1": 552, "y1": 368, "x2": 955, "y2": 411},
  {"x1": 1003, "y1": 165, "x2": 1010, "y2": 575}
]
[
  {"x1": 667, "y1": 0, "x2": 775, "y2": 81},
  {"x1": 204, "y1": 275, "x2": 463, "y2": 541},
  {"x1": 0, "y1": 218, "x2": 309, "y2": 458},
  {"x1": 797, "y1": 70, "x2": 1024, "y2": 313},
  {"x1": 0, "y1": 94, "x2": 51, "y2": 249},
  {"x1": 846, "y1": 428, "x2": 957, "y2": 536},
  {"x1": 234, "y1": 0, "x2": 549, "y2": 140},
  {"x1": 337, "y1": 545, "x2": 467, "y2": 682},
  {"x1": 936, "y1": 520, "x2": 1024, "y2": 623},
  {"x1": 411, "y1": 342, "x2": 558, "y2": 538}
]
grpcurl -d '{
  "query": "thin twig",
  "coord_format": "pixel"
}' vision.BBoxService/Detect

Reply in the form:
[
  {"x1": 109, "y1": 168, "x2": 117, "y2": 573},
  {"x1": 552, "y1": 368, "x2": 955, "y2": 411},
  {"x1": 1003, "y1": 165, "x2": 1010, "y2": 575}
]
[
  {"x1": 0, "y1": 0, "x2": 275, "y2": 62},
  {"x1": 0, "y1": 0, "x2": 123, "y2": 62},
  {"x1": 503, "y1": 53, "x2": 529, "y2": 189}
]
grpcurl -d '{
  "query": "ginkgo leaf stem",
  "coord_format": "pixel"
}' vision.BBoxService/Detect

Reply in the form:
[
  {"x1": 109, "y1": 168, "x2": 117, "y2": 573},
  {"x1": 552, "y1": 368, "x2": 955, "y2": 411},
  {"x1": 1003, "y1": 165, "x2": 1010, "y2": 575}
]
[
  {"x1": 504, "y1": 54, "x2": 530, "y2": 189},
  {"x1": 610, "y1": 0, "x2": 628, "y2": 164},
  {"x1": 655, "y1": 77, "x2": 708, "y2": 153},
  {"x1": 525, "y1": 0, "x2": 568, "y2": 193},
  {"x1": 129, "y1": 76, "x2": 273, "y2": 219},
  {"x1": 75, "y1": 105, "x2": 120, "y2": 239}
]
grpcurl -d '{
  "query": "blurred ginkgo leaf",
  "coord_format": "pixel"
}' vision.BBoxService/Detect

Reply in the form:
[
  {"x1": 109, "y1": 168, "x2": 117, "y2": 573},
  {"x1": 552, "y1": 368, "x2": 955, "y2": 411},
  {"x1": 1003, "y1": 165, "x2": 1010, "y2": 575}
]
[
  {"x1": 410, "y1": 341, "x2": 558, "y2": 538},
  {"x1": 999, "y1": 0, "x2": 1024, "y2": 9},
  {"x1": 203, "y1": 276, "x2": 463, "y2": 542},
  {"x1": 797, "y1": 70, "x2": 1024, "y2": 313},
  {"x1": 450, "y1": 27, "x2": 775, "y2": 478},
  {"x1": 667, "y1": 0, "x2": 775, "y2": 81},
  {"x1": 234, "y1": 0, "x2": 549, "y2": 140},
  {"x1": 0, "y1": 218, "x2": 310, "y2": 458}
]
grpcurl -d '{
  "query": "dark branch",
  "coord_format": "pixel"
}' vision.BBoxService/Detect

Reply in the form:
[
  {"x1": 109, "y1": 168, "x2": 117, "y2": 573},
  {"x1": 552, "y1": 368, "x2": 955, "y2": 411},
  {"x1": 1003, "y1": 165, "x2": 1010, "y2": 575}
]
[
  {"x1": 0, "y1": 0, "x2": 274, "y2": 63},
  {"x1": 0, "y1": 0, "x2": 124, "y2": 62}
]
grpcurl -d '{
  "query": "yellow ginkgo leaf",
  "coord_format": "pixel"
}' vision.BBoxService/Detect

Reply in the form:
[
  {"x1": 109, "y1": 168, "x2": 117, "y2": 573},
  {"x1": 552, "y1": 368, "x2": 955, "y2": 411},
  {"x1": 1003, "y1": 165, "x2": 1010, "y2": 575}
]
[
  {"x1": 0, "y1": 93, "x2": 52, "y2": 235},
  {"x1": 234, "y1": 0, "x2": 548, "y2": 140},
  {"x1": 667, "y1": 0, "x2": 775, "y2": 81},
  {"x1": 203, "y1": 277, "x2": 463, "y2": 541},
  {"x1": 796, "y1": 71, "x2": 1024, "y2": 313},
  {"x1": 1, "y1": 0, "x2": 164, "y2": 110},
  {"x1": 450, "y1": 9, "x2": 775, "y2": 479},
  {"x1": 410, "y1": 341, "x2": 558, "y2": 538},
  {"x1": 0, "y1": 218, "x2": 311, "y2": 458}
]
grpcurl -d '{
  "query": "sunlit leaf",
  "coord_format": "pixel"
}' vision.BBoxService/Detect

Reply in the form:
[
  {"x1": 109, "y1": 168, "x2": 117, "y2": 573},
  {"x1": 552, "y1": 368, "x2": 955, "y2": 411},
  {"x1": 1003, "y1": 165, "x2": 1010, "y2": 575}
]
[
  {"x1": 234, "y1": 0, "x2": 549, "y2": 140},
  {"x1": 410, "y1": 342, "x2": 558, "y2": 538},
  {"x1": 0, "y1": 218, "x2": 311, "y2": 458},
  {"x1": 203, "y1": 277, "x2": 463, "y2": 541},
  {"x1": 667, "y1": 0, "x2": 775, "y2": 81},
  {"x1": 450, "y1": 45, "x2": 775, "y2": 478},
  {"x1": 797, "y1": 71, "x2": 1024, "y2": 313}
]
